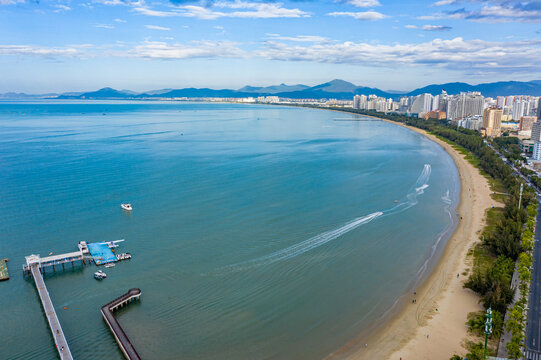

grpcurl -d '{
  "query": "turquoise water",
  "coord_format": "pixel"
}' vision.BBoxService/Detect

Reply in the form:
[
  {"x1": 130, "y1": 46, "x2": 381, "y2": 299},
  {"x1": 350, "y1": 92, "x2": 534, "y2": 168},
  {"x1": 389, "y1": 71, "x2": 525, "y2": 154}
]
[{"x1": 0, "y1": 101, "x2": 459, "y2": 360}]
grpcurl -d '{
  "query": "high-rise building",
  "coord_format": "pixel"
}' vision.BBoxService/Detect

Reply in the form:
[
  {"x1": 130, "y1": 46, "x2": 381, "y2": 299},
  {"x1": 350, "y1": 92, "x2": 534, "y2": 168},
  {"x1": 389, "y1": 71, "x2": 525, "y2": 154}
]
[
  {"x1": 438, "y1": 90, "x2": 448, "y2": 112},
  {"x1": 520, "y1": 116, "x2": 537, "y2": 131},
  {"x1": 447, "y1": 92, "x2": 484, "y2": 121},
  {"x1": 537, "y1": 98, "x2": 541, "y2": 119},
  {"x1": 410, "y1": 93, "x2": 433, "y2": 116},
  {"x1": 513, "y1": 100, "x2": 526, "y2": 121},
  {"x1": 532, "y1": 121, "x2": 541, "y2": 160},
  {"x1": 483, "y1": 106, "x2": 503, "y2": 137},
  {"x1": 353, "y1": 95, "x2": 361, "y2": 110}
]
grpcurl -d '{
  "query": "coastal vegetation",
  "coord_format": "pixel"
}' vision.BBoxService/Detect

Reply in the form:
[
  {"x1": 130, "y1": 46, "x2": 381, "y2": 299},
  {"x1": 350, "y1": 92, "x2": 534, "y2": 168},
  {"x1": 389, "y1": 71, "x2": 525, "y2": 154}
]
[
  {"x1": 504, "y1": 202, "x2": 537, "y2": 358},
  {"x1": 297, "y1": 105, "x2": 536, "y2": 359}
]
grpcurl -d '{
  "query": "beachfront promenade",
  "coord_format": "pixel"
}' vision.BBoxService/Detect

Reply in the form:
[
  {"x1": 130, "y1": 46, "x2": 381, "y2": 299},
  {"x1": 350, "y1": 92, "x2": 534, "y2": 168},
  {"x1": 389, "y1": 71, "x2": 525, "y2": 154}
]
[{"x1": 30, "y1": 263, "x2": 73, "y2": 360}]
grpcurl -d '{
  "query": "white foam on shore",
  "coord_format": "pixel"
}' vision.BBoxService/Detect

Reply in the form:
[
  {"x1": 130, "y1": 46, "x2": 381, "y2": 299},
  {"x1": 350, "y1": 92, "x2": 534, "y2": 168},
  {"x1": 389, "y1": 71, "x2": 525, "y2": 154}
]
[{"x1": 223, "y1": 164, "x2": 432, "y2": 272}]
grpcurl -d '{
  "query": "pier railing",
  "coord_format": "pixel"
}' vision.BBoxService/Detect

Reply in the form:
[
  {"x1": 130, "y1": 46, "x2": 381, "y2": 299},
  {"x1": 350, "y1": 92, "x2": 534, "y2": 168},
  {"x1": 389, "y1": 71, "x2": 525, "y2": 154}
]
[{"x1": 101, "y1": 288, "x2": 142, "y2": 360}]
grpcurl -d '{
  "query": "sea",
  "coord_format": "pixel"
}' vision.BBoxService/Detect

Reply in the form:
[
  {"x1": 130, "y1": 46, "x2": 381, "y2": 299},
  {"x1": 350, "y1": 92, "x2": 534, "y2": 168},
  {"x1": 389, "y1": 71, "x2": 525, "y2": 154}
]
[{"x1": 0, "y1": 101, "x2": 459, "y2": 359}]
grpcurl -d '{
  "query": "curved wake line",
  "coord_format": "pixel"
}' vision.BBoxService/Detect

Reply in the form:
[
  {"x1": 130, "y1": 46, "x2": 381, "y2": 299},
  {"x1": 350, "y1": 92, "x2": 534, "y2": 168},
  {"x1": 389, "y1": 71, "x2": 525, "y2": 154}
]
[
  {"x1": 222, "y1": 211, "x2": 383, "y2": 273},
  {"x1": 220, "y1": 164, "x2": 432, "y2": 273}
]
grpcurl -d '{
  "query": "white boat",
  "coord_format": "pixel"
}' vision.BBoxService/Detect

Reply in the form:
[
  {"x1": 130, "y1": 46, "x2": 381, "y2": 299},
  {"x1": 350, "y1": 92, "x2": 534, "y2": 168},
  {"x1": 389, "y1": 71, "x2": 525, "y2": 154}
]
[
  {"x1": 121, "y1": 203, "x2": 132, "y2": 211},
  {"x1": 94, "y1": 270, "x2": 107, "y2": 280},
  {"x1": 116, "y1": 253, "x2": 132, "y2": 261},
  {"x1": 104, "y1": 263, "x2": 115, "y2": 268}
]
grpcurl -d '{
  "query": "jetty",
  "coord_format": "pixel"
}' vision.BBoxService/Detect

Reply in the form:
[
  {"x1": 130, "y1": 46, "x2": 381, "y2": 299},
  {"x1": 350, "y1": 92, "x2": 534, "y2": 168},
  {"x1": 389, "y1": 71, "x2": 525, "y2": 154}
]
[
  {"x1": 23, "y1": 240, "x2": 133, "y2": 358},
  {"x1": 0, "y1": 259, "x2": 9, "y2": 281},
  {"x1": 26, "y1": 255, "x2": 73, "y2": 360},
  {"x1": 101, "y1": 288, "x2": 142, "y2": 360}
]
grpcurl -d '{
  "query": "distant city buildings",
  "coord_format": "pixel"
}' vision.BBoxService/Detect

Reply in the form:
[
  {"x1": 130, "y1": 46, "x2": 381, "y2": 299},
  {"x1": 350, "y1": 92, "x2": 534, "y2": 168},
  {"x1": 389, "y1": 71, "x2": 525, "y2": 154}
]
[
  {"x1": 447, "y1": 92, "x2": 485, "y2": 121},
  {"x1": 256, "y1": 96, "x2": 279, "y2": 103}
]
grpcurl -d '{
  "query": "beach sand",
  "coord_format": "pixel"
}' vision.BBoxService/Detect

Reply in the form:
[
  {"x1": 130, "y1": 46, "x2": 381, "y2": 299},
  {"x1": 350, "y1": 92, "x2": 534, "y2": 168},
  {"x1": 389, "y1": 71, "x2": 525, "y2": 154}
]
[{"x1": 334, "y1": 121, "x2": 498, "y2": 360}]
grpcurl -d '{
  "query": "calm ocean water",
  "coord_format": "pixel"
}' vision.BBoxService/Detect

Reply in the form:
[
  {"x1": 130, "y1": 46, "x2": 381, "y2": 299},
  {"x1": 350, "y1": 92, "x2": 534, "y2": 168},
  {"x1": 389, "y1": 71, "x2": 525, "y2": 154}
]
[{"x1": 0, "y1": 101, "x2": 458, "y2": 359}]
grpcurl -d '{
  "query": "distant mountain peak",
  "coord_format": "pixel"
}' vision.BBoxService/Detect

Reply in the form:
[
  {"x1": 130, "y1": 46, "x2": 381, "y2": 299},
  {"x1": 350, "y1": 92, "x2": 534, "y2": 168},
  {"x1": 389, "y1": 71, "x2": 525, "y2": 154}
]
[{"x1": 309, "y1": 79, "x2": 358, "y2": 93}]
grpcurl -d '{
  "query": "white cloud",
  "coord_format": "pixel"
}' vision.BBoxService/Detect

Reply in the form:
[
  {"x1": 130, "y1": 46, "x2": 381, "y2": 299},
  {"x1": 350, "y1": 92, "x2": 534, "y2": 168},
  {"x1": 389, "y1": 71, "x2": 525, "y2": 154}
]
[
  {"x1": 265, "y1": 34, "x2": 329, "y2": 42},
  {"x1": 134, "y1": 1, "x2": 309, "y2": 20},
  {"x1": 0, "y1": 45, "x2": 80, "y2": 57},
  {"x1": 255, "y1": 37, "x2": 541, "y2": 74},
  {"x1": 114, "y1": 18, "x2": 127, "y2": 22},
  {"x1": 95, "y1": 24, "x2": 115, "y2": 29},
  {"x1": 346, "y1": 0, "x2": 381, "y2": 8},
  {"x1": 129, "y1": 40, "x2": 245, "y2": 59},
  {"x1": 422, "y1": 3, "x2": 541, "y2": 23},
  {"x1": 54, "y1": 4, "x2": 71, "y2": 12},
  {"x1": 431, "y1": 0, "x2": 457, "y2": 6},
  {"x1": 405, "y1": 24, "x2": 418, "y2": 29},
  {"x1": 327, "y1": 11, "x2": 387, "y2": 20},
  {"x1": 145, "y1": 25, "x2": 171, "y2": 30},
  {"x1": 422, "y1": 24, "x2": 452, "y2": 31},
  {"x1": 93, "y1": 0, "x2": 145, "y2": 5},
  {"x1": 0, "y1": 0, "x2": 24, "y2": 4},
  {"x1": 133, "y1": 7, "x2": 173, "y2": 17}
]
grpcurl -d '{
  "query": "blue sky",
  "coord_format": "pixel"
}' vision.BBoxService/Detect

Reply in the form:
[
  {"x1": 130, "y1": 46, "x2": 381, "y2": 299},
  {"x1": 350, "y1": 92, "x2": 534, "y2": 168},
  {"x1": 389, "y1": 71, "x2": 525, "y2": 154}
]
[{"x1": 1, "y1": 0, "x2": 540, "y2": 92}]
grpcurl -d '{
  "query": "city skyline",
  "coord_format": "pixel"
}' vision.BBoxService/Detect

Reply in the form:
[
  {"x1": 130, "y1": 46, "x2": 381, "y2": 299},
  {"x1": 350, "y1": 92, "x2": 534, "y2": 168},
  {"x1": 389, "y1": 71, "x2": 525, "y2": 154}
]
[{"x1": 1, "y1": 0, "x2": 541, "y2": 92}]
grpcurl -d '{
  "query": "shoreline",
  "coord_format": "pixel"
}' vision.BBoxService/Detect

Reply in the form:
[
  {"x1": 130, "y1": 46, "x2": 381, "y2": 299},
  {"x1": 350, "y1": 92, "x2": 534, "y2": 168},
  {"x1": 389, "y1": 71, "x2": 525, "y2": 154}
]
[{"x1": 323, "y1": 112, "x2": 497, "y2": 359}]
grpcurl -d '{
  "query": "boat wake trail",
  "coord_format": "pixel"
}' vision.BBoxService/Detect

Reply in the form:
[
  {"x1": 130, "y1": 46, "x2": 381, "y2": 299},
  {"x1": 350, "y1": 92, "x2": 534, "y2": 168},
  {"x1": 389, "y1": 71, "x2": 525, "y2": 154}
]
[
  {"x1": 381, "y1": 163, "x2": 431, "y2": 217},
  {"x1": 221, "y1": 164, "x2": 432, "y2": 273}
]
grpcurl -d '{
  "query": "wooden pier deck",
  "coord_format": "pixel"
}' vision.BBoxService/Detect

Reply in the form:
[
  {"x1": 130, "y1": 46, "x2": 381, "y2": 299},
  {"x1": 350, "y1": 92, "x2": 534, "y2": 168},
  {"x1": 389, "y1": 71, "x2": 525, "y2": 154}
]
[
  {"x1": 0, "y1": 259, "x2": 9, "y2": 281},
  {"x1": 101, "y1": 288, "x2": 142, "y2": 360},
  {"x1": 30, "y1": 264, "x2": 73, "y2": 360}
]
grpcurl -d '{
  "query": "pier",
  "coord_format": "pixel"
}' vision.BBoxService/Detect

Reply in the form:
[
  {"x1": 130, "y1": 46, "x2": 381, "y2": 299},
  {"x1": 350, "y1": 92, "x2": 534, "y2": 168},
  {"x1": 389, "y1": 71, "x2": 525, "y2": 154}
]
[
  {"x1": 22, "y1": 240, "x2": 133, "y2": 358},
  {"x1": 101, "y1": 288, "x2": 142, "y2": 360},
  {"x1": 28, "y1": 260, "x2": 73, "y2": 360}
]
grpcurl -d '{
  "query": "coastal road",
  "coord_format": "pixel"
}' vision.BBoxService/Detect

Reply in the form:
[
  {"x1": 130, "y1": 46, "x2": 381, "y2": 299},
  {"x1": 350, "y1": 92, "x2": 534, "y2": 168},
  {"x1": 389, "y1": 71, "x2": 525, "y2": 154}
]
[
  {"x1": 485, "y1": 140, "x2": 541, "y2": 359},
  {"x1": 525, "y1": 200, "x2": 541, "y2": 359}
]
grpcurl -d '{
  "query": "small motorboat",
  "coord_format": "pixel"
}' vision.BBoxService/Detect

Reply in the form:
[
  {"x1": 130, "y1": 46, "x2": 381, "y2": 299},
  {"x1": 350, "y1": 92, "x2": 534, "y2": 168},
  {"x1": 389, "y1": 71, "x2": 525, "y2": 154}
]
[
  {"x1": 121, "y1": 203, "x2": 132, "y2": 211},
  {"x1": 104, "y1": 263, "x2": 116, "y2": 268},
  {"x1": 116, "y1": 253, "x2": 132, "y2": 261},
  {"x1": 94, "y1": 270, "x2": 107, "y2": 280}
]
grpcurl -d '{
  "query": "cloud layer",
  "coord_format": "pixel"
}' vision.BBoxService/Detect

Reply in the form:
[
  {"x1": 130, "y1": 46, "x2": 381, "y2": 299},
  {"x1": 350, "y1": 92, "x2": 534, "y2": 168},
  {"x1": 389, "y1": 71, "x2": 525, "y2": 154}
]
[
  {"x1": 3, "y1": 36, "x2": 540, "y2": 75},
  {"x1": 133, "y1": 1, "x2": 309, "y2": 19}
]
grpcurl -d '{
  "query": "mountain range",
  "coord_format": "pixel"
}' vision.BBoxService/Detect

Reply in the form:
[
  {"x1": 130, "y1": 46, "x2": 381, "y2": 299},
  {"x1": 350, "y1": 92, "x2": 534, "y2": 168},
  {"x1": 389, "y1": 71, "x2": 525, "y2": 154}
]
[{"x1": 2, "y1": 79, "x2": 541, "y2": 100}]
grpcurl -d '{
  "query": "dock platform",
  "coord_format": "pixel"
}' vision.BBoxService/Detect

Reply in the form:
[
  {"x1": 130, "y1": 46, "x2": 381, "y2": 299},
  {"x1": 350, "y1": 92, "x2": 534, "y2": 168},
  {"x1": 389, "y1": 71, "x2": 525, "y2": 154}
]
[
  {"x1": 0, "y1": 259, "x2": 9, "y2": 281},
  {"x1": 101, "y1": 288, "x2": 142, "y2": 360}
]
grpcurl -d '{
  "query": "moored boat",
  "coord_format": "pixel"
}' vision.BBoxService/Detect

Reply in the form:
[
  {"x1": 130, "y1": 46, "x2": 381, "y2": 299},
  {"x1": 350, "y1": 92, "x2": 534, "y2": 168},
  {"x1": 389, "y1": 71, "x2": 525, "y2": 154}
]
[
  {"x1": 121, "y1": 203, "x2": 132, "y2": 211},
  {"x1": 94, "y1": 270, "x2": 107, "y2": 280}
]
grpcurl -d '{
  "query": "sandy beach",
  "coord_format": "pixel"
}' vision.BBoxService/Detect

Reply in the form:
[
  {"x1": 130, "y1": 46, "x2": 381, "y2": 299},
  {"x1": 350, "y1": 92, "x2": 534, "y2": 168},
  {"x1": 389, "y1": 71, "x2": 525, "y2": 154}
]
[{"x1": 332, "y1": 120, "x2": 498, "y2": 360}]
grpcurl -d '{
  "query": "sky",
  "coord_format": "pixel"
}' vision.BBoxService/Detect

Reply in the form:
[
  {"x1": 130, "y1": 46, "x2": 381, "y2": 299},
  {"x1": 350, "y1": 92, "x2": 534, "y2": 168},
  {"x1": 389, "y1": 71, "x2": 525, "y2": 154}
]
[{"x1": 0, "y1": 0, "x2": 540, "y2": 93}]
